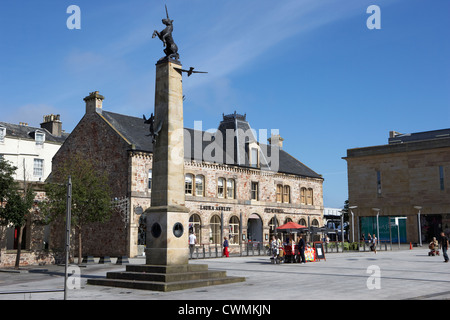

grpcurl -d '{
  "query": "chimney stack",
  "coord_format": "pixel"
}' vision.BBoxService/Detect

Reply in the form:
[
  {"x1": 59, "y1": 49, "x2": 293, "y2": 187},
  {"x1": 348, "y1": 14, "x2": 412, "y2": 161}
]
[
  {"x1": 389, "y1": 131, "x2": 402, "y2": 138},
  {"x1": 40, "y1": 114, "x2": 63, "y2": 137},
  {"x1": 84, "y1": 91, "x2": 104, "y2": 114},
  {"x1": 268, "y1": 134, "x2": 284, "y2": 149}
]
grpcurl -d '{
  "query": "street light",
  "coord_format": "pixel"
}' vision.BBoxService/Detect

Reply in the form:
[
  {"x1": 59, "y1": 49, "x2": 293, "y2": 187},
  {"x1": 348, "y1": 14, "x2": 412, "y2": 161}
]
[
  {"x1": 372, "y1": 208, "x2": 381, "y2": 250},
  {"x1": 414, "y1": 206, "x2": 422, "y2": 247},
  {"x1": 349, "y1": 206, "x2": 357, "y2": 243}
]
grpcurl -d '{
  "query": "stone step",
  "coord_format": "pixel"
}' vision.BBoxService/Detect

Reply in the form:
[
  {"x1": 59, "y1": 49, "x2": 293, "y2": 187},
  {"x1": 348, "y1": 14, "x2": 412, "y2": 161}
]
[
  {"x1": 106, "y1": 270, "x2": 227, "y2": 282},
  {"x1": 87, "y1": 276, "x2": 246, "y2": 292},
  {"x1": 125, "y1": 264, "x2": 209, "y2": 274}
]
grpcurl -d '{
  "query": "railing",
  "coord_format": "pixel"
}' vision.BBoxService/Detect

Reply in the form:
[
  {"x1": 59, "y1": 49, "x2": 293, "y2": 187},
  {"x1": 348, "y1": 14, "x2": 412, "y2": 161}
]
[
  {"x1": 323, "y1": 240, "x2": 393, "y2": 253},
  {"x1": 188, "y1": 240, "x2": 397, "y2": 259},
  {"x1": 0, "y1": 289, "x2": 64, "y2": 299},
  {"x1": 189, "y1": 242, "x2": 269, "y2": 259}
]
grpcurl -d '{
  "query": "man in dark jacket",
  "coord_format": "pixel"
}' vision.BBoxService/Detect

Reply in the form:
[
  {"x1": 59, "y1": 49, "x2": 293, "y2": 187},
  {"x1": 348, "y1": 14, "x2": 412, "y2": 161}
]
[
  {"x1": 297, "y1": 235, "x2": 306, "y2": 264},
  {"x1": 440, "y1": 232, "x2": 449, "y2": 263}
]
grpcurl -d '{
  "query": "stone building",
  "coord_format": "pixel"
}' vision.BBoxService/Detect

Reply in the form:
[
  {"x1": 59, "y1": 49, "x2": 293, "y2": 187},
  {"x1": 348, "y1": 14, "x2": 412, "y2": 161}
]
[
  {"x1": 344, "y1": 129, "x2": 450, "y2": 245},
  {"x1": 50, "y1": 91, "x2": 324, "y2": 258}
]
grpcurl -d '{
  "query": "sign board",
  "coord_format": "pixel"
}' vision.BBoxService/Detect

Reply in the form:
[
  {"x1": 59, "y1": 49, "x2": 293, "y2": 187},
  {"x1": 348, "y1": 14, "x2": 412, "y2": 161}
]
[{"x1": 314, "y1": 242, "x2": 326, "y2": 261}]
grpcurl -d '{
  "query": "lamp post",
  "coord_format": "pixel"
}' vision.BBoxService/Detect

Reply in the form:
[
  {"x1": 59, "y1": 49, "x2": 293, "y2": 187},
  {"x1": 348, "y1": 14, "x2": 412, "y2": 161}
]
[
  {"x1": 349, "y1": 206, "x2": 357, "y2": 243},
  {"x1": 372, "y1": 208, "x2": 381, "y2": 250},
  {"x1": 414, "y1": 206, "x2": 422, "y2": 247}
]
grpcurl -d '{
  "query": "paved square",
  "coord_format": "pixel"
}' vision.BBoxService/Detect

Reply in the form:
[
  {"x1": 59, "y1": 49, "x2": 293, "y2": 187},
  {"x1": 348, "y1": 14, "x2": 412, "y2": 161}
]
[{"x1": 0, "y1": 248, "x2": 449, "y2": 300}]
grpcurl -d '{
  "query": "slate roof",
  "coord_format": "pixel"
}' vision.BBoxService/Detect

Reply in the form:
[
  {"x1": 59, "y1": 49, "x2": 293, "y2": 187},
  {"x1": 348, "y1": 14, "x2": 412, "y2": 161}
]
[
  {"x1": 0, "y1": 122, "x2": 69, "y2": 144},
  {"x1": 101, "y1": 111, "x2": 323, "y2": 179},
  {"x1": 388, "y1": 128, "x2": 450, "y2": 144}
]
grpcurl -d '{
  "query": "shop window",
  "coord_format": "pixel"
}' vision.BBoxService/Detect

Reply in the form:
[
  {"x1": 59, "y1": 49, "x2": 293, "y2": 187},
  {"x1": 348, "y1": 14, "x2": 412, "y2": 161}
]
[
  {"x1": 229, "y1": 216, "x2": 240, "y2": 244},
  {"x1": 209, "y1": 215, "x2": 221, "y2": 244},
  {"x1": 189, "y1": 214, "x2": 202, "y2": 243}
]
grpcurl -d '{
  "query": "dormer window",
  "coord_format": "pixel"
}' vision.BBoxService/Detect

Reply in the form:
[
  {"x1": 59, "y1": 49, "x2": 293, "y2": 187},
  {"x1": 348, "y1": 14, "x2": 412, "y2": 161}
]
[
  {"x1": 35, "y1": 131, "x2": 45, "y2": 146},
  {"x1": 0, "y1": 127, "x2": 5, "y2": 143},
  {"x1": 250, "y1": 146, "x2": 260, "y2": 168}
]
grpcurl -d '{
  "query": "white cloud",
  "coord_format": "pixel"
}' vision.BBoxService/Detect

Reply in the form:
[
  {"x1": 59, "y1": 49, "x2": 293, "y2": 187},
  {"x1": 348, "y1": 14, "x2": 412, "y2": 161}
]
[{"x1": 1, "y1": 104, "x2": 59, "y2": 127}]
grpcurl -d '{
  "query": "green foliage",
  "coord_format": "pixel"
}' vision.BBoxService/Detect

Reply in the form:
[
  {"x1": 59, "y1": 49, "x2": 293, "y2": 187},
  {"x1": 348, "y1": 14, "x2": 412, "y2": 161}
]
[
  {"x1": 0, "y1": 158, "x2": 17, "y2": 206},
  {"x1": 41, "y1": 154, "x2": 112, "y2": 228},
  {"x1": 0, "y1": 157, "x2": 35, "y2": 227}
]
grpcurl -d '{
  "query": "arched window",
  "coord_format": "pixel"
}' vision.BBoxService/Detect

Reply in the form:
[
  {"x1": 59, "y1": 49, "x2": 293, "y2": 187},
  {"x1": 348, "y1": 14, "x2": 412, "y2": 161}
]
[
  {"x1": 283, "y1": 185, "x2": 290, "y2": 203},
  {"x1": 195, "y1": 175, "x2": 204, "y2": 197},
  {"x1": 217, "y1": 178, "x2": 225, "y2": 198},
  {"x1": 189, "y1": 214, "x2": 202, "y2": 243},
  {"x1": 299, "y1": 218, "x2": 307, "y2": 227},
  {"x1": 284, "y1": 217, "x2": 293, "y2": 224},
  {"x1": 227, "y1": 179, "x2": 235, "y2": 199},
  {"x1": 276, "y1": 184, "x2": 282, "y2": 203},
  {"x1": 300, "y1": 187, "x2": 306, "y2": 204},
  {"x1": 209, "y1": 215, "x2": 221, "y2": 244},
  {"x1": 229, "y1": 216, "x2": 240, "y2": 244},
  {"x1": 185, "y1": 174, "x2": 193, "y2": 195},
  {"x1": 312, "y1": 219, "x2": 319, "y2": 227}
]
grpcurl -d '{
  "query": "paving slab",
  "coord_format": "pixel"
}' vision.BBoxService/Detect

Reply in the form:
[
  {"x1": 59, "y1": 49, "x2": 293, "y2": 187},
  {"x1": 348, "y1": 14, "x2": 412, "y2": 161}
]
[{"x1": 0, "y1": 249, "x2": 449, "y2": 300}]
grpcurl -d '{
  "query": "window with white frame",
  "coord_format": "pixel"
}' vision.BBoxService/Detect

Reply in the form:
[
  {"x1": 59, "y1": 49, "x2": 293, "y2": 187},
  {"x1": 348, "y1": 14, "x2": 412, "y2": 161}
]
[
  {"x1": 251, "y1": 181, "x2": 259, "y2": 200},
  {"x1": 33, "y1": 159, "x2": 44, "y2": 177},
  {"x1": 195, "y1": 175, "x2": 204, "y2": 197},
  {"x1": 35, "y1": 131, "x2": 45, "y2": 146},
  {"x1": 0, "y1": 127, "x2": 5, "y2": 143},
  {"x1": 226, "y1": 179, "x2": 235, "y2": 199},
  {"x1": 217, "y1": 177, "x2": 225, "y2": 198},
  {"x1": 185, "y1": 174, "x2": 193, "y2": 195}
]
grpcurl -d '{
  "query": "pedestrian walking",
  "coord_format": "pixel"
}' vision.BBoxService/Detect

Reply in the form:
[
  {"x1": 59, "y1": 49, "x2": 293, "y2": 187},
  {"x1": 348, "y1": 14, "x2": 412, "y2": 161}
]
[
  {"x1": 372, "y1": 233, "x2": 377, "y2": 254},
  {"x1": 440, "y1": 232, "x2": 449, "y2": 263},
  {"x1": 189, "y1": 231, "x2": 196, "y2": 257},
  {"x1": 223, "y1": 236, "x2": 229, "y2": 257}
]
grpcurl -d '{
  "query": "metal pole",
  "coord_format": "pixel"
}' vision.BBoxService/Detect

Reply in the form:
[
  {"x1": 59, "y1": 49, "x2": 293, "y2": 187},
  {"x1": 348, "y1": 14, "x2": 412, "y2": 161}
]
[
  {"x1": 376, "y1": 212, "x2": 380, "y2": 251},
  {"x1": 351, "y1": 211, "x2": 354, "y2": 243},
  {"x1": 64, "y1": 176, "x2": 72, "y2": 301},
  {"x1": 239, "y1": 212, "x2": 243, "y2": 256},
  {"x1": 418, "y1": 209, "x2": 422, "y2": 247},
  {"x1": 341, "y1": 213, "x2": 344, "y2": 250}
]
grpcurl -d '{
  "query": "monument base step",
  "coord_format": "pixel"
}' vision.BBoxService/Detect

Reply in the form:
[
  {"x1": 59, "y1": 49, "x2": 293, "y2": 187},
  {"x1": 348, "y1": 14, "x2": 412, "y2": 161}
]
[{"x1": 87, "y1": 263, "x2": 245, "y2": 292}]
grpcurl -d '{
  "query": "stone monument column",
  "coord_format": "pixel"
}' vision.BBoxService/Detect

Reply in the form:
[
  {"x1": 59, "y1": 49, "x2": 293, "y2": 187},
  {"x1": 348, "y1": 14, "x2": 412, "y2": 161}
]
[{"x1": 145, "y1": 59, "x2": 190, "y2": 266}]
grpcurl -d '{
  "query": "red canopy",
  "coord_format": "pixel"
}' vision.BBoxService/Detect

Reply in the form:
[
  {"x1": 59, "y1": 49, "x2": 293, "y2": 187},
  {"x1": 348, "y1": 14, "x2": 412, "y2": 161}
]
[{"x1": 276, "y1": 221, "x2": 307, "y2": 232}]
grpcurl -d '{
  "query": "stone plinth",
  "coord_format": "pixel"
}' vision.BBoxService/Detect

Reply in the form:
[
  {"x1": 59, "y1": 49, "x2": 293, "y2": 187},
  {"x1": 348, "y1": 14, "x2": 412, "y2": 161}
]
[{"x1": 87, "y1": 263, "x2": 245, "y2": 292}]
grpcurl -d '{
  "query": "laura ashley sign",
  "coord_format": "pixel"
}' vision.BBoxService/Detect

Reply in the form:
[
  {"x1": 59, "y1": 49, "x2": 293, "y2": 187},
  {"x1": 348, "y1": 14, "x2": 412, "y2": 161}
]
[{"x1": 200, "y1": 205, "x2": 232, "y2": 212}]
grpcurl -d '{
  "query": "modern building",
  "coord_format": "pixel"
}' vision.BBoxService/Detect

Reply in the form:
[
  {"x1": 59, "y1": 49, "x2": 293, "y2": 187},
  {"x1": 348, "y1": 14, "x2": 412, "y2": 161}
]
[
  {"x1": 50, "y1": 91, "x2": 324, "y2": 258},
  {"x1": 344, "y1": 129, "x2": 450, "y2": 245}
]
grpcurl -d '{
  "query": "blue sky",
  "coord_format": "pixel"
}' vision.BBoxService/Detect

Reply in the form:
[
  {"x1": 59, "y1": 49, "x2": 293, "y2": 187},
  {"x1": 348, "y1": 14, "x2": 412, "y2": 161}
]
[{"x1": 1, "y1": 0, "x2": 449, "y2": 208}]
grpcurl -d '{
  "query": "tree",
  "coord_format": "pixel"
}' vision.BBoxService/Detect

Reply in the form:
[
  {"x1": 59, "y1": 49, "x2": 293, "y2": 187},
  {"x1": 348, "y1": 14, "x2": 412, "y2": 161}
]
[
  {"x1": 4, "y1": 184, "x2": 34, "y2": 269},
  {"x1": 41, "y1": 155, "x2": 112, "y2": 264},
  {"x1": 0, "y1": 158, "x2": 35, "y2": 269},
  {"x1": 0, "y1": 158, "x2": 17, "y2": 257}
]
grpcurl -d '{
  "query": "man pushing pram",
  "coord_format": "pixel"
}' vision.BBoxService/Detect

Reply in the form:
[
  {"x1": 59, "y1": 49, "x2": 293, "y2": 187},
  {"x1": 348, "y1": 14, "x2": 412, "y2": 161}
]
[
  {"x1": 428, "y1": 237, "x2": 440, "y2": 256},
  {"x1": 270, "y1": 236, "x2": 284, "y2": 264}
]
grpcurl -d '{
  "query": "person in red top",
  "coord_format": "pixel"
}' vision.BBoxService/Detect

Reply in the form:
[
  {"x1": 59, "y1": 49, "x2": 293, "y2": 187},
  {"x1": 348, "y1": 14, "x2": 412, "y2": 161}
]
[{"x1": 223, "y1": 237, "x2": 229, "y2": 257}]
